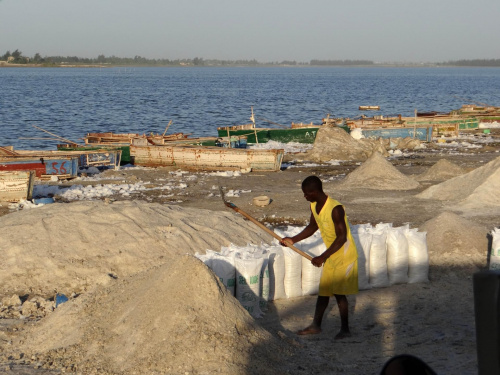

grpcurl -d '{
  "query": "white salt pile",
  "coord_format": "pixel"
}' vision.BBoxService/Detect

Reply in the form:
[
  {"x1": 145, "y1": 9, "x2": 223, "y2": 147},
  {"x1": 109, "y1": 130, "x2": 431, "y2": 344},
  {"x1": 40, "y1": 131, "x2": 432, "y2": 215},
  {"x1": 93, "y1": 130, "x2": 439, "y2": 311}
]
[
  {"x1": 14, "y1": 255, "x2": 291, "y2": 374},
  {"x1": 417, "y1": 156, "x2": 500, "y2": 212},
  {"x1": 420, "y1": 211, "x2": 488, "y2": 271},
  {"x1": 337, "y1": 152, "x2": 420, "y2": 190},
  {"x1": 415, "y1": 159, "x2": 466, "y2": 181},
  {"x1": 0, "y1": 201, "x2": 271, "y2": 296}
]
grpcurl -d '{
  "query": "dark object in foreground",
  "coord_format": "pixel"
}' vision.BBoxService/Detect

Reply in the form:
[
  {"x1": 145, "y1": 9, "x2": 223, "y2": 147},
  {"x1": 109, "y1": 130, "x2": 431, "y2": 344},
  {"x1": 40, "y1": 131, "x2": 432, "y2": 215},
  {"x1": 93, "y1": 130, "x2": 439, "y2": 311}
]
[
  {"x1": 473, "y1": 270, "x2": 500, "y2": 375},
  {"x1": 380, "y1": 354, "x2": 437, "y2": 375}
]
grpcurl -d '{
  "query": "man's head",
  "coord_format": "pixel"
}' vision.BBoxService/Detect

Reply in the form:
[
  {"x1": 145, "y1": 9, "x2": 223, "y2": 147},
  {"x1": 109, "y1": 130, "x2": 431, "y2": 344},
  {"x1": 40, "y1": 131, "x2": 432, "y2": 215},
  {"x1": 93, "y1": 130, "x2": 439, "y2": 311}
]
[{"x1": 301, "y1": 175, "x2": 324, "y2": 202}]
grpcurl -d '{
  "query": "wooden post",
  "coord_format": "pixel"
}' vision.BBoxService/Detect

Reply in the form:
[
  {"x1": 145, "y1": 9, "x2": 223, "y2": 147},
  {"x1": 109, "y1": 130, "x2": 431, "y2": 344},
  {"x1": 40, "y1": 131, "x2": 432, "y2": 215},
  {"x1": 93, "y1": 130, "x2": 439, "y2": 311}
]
[{"x1": 226, "y1": 127, "x2": 231, "y2": 148}]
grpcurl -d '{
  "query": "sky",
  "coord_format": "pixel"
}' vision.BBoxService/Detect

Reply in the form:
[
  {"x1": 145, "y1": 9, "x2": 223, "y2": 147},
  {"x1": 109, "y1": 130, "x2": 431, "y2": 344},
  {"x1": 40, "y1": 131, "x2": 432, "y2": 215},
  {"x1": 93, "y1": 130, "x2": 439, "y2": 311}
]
[{"x1": 1, "y1": 0, "x2": 499, "y2": 63}]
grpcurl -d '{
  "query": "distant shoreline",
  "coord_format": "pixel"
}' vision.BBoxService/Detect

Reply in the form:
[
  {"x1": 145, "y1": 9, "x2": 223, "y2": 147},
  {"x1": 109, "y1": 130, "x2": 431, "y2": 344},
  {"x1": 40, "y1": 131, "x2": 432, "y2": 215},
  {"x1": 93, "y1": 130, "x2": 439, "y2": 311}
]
[{"x1": 1, "y1": 62, "x2": 500, "y2": 69}]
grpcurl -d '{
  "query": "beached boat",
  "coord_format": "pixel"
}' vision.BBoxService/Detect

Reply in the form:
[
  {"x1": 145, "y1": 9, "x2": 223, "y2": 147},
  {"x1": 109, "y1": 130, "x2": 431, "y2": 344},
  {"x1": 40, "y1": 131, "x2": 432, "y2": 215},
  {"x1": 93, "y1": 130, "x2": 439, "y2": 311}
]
[
  {"x1": 130, "y1": 145, "x2": 284, "y2": 172},
  {"x1": 0, "y1": 171, "x2": 35, "y2": 202},
  {"x1": 84, "y1": 132, "x2": 188, "y2": 145},
  {"x1": 0, "y1": 156, "x2": 79, "y2": 179},
  {"x1": 346, "y1": 116, "x2": 433, "y2": 141},
  {"x1": 346, "y1": 115, "x2": 479, "y2": 140},
  {"x1": 6, "y1": 149, "x2": 122, "y2": 171},
  {"x1": 58, "y1": 143, "x2": 132, "y2": 165},
  {"x1": 359, "y1": 126, "x2": 433, "y2": 141},
  {"x1": 217, "y1": 123, "x2": 320, "y2": 144}
]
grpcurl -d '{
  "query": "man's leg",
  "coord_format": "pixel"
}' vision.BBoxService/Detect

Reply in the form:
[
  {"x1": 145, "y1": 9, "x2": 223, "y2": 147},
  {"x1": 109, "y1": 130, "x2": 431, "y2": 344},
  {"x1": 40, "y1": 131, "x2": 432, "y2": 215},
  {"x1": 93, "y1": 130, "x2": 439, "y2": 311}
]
[
  {"x1": 297, "y1": 296, "x2": 330, "y2": 335},
  {"x1": 334, "y1": 294, "x2": 351, "y2": 339}
]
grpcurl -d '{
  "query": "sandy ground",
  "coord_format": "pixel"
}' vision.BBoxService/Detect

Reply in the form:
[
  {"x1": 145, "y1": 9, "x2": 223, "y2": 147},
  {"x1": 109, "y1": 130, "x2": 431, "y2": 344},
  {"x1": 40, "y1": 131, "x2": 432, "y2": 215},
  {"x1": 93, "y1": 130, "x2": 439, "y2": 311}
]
[{"x1": 0, "y1": 130, "x2": 499, "y2": 374}]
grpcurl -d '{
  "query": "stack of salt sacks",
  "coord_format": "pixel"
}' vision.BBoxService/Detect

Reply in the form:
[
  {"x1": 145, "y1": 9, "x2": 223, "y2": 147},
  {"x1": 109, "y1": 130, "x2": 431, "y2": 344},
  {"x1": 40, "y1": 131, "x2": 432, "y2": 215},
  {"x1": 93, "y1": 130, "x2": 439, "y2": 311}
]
[
  {"x1": 351, "y1": 223, "x2": 429, "y2": 290},
  {"x1": 196, "y1": 226, "x2": 326, "y2": 318},
  {"x1": 490, "y1": 227, "x2": 500, "y2": 270},
  {"x1": 197, "y1": 223, "x2": 429, "y2": 317}
]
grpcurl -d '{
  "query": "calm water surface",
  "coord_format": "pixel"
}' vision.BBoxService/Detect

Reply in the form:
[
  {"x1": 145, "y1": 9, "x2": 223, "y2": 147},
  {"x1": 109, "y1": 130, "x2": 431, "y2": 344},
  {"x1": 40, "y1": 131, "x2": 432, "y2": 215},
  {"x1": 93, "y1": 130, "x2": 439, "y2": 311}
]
[{"x1": 1, "y1": 67, "x2": 499, "y2": 150}]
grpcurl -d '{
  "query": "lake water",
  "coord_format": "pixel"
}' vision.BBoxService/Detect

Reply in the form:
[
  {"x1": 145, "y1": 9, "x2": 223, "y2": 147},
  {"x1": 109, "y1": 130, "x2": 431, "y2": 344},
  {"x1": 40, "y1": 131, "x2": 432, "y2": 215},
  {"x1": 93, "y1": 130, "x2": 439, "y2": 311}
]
[{"x1": 1, "y1": 67, "x2": 500, "y2": 150}]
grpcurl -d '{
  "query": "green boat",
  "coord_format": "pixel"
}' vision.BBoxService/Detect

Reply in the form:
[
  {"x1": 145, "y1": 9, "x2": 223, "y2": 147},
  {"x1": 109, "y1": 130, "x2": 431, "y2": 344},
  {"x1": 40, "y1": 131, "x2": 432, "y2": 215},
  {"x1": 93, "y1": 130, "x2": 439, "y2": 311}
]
[{"x1": 217, "y1": 123, "x2": 321, "y2": 144}]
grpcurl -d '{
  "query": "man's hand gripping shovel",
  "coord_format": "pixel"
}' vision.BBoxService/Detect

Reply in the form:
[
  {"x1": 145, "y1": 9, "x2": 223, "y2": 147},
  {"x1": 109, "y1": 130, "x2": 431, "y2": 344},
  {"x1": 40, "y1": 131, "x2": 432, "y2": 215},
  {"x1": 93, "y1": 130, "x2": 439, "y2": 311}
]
[{"x1": 219, "y1": 186, "x2": 312, "y2": 261}]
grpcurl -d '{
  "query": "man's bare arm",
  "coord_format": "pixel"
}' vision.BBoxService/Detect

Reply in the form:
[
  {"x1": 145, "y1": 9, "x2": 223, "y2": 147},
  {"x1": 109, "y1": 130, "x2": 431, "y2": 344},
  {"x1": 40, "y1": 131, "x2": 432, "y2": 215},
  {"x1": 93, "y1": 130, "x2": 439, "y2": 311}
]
[
  {"x1": 311, "y1": 205, "x2": 347, "y2": 267},
  {"x1": 280, "y1": 212, "x2": 318, "y2": 246}
]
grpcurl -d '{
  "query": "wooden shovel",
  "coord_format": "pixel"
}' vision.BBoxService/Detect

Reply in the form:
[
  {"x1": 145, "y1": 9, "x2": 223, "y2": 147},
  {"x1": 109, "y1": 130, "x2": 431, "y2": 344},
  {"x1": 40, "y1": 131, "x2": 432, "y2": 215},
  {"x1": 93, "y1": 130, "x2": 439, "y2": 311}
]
[{"x1": 219, "y1": 187, "x2": 313, "y2": 261}]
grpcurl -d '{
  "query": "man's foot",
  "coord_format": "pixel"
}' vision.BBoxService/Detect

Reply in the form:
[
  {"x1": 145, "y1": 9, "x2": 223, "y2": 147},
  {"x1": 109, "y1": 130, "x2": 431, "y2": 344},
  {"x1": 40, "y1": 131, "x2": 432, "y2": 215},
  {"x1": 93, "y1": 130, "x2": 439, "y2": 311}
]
[
  {"x1": 297, "y1": 325, "x2": 322, "y2": 335},
  {"x1": 334, "y1": 330, "x2": 351, "y2": 340}
]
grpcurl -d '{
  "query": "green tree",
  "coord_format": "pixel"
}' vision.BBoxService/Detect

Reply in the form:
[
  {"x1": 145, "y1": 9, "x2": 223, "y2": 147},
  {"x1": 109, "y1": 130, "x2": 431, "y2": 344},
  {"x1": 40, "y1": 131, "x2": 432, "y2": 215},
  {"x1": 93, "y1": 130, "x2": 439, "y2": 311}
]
[{"x1": 33, "y1": 53, "x2": 43, "y2": 63}]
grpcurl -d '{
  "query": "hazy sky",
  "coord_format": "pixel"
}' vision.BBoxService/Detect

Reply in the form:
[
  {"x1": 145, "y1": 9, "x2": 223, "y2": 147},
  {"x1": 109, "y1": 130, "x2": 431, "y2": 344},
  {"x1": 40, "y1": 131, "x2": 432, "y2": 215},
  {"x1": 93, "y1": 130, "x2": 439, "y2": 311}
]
[{"x1": 1, "y1": 0, "x2": 499, "y2": 62}]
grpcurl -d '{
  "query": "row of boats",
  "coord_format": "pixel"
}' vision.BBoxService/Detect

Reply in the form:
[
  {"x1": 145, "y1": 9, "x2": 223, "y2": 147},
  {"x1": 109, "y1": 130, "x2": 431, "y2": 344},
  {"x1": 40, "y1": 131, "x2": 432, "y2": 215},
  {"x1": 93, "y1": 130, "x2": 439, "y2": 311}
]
[{"x1": 1, "y1": 104, "x2": 497, "y2": 202}]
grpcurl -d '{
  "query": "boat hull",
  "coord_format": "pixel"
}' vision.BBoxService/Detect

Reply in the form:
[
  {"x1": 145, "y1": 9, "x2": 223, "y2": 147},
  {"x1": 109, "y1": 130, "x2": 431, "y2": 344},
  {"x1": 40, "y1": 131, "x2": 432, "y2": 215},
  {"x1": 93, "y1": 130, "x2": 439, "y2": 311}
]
[
  {"x1": 361, "y1": 126, "x2": 433, "y2": 142},
  {"x1": 0, "y1": 156, "x2": 79, "y2": 179},
  {"x1": 217, "y1": 126, "x2": 319, "y2": 144},
  {"x1": 130, "y1": 145, "x2": 283, "y2": 172},
  {"x1": 0, "y1": 171, "x2": 35, "y2": 202},
  {"x1": 15, "y1": 150, "x2": 122, "y2": 170},
  {"x1": 58, "y1": 144, "x2": 131, "y2": 165}
]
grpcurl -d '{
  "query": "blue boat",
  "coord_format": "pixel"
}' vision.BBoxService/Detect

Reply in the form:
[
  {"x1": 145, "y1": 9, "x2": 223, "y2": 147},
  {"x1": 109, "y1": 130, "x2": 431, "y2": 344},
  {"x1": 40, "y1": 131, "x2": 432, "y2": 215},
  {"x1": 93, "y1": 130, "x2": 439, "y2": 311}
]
[
  {"x1": 360, "y1": 126, "x2": 433, "y2": 142},
  {"x1": 0, "y1": 156, "x2": 79, "y2": 179}
]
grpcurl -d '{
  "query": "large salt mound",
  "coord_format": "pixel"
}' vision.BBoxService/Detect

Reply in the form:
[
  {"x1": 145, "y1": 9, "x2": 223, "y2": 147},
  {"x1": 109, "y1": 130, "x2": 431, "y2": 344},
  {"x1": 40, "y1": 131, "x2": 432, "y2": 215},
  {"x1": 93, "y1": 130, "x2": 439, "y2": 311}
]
[
  {"x1": 305, "y1": 127, "x2": 389, "y2": 162},
  {"x1": 415, "y1": 159, "x2": 466, "y2": 181},
  {"x1": 420, "y1": 212, "x2": 488, "y2": 270},
  {"x1": 14, "y1": 255, "x2": 291, "y2": 374},
  {"x1": 337, "y1": 152, "x2": 420, "y2": 190},
  {"x1": 417, "y1": 156, "x2": 500, "y2": 212},
  {"x1": 0, "y1": 201, "x2": 272, "y2": 296}
]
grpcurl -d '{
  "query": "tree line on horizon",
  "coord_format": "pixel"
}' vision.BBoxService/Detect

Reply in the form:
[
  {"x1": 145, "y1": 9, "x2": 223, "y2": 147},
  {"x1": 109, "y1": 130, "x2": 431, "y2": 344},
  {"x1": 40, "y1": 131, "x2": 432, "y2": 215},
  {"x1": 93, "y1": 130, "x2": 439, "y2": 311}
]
[{"x1": 2, "y1": 50, "x2": 500, "y2": 67}]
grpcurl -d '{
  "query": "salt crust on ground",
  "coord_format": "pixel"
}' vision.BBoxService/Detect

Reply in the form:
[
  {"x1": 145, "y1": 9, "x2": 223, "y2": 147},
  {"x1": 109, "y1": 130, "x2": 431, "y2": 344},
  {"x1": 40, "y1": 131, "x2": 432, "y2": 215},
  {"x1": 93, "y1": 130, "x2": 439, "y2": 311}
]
[
  {"x1": 415, "y1": 159, "x2": 466, "y2": 181},
  {"x1": 337, "y1": 152, "x2": 420, "y2": 190},
  {"x1": 421, "y1": 211, "x2": 488, "y2": 271},
  {"x1": 416, "y1": 156, "x2": 500, "y2": 212},
  {"x1": 0, "y1": 200, "x2": 272, "y2": 296},
  {"x1": 15, "y1": 255, "x2": 291, "y2": 374}
]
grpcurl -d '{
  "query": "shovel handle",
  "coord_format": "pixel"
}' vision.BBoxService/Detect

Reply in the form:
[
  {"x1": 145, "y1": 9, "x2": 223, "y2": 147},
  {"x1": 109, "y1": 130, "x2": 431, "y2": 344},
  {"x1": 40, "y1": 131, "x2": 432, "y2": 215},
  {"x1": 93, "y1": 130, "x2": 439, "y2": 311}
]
[{"x1": 225, "y1": 203, "x2": 313, "y2": 261}]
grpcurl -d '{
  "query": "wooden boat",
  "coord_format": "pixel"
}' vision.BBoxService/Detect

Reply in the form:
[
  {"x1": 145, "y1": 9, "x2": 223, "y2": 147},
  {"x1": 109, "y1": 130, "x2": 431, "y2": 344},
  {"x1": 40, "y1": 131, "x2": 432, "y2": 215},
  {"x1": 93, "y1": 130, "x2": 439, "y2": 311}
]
[
  {"x1": 130, "y1": 145, "x2": 284, "y2": 172},
  {"x1": 5, "y1": 149, "x2": 122, "y2": 171},
  {"x1": 359, "y1": 106, "x2": 380, "y2": 111},
  {"x1": 84, "y1": 132, "x2": 188, "y2": 145},
  {"x1": 217, "y1": 123, "x2": 320, "y2": 144},
  {"x1": 0, "y1": 156, "x2": 79, "y2": 179},
  {"x1": 58, "y1": 143, "x2": 132, "y2": 165},
  {"x1": 346, "y1": 115, "x2": 479, "y2": 140},
  {"x1": 358, "y1": 126, "x2": 433, "y2": 141},
  {"x1": 0, "y1": 171, "x2": 35, "y2": 202},
  {"x1": 77, "y1": 133, "x2": 221, "y2": 164}
]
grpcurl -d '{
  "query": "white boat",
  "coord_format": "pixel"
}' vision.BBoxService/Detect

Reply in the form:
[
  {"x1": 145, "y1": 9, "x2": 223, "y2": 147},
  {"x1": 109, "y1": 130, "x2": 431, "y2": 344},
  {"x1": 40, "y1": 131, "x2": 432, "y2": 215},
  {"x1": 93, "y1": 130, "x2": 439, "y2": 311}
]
[{"x1": 130, "y1": 145, "x2": 284, "y2": 172}]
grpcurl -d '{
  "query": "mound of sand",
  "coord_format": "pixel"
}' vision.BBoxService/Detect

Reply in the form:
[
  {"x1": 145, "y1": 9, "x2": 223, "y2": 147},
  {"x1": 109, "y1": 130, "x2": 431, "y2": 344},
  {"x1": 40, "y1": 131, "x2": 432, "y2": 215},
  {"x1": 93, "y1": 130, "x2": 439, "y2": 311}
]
[
  {"x1": 421, "y1": 212, "x2": 488, "y2": 270},
  {"x1": 14, "y1": 255, "x2": 291, "y2": 374},
  {"x1": 337, "y1": 152, "x2": 420, "y2": 190},
  {"x1": 415, "y1": 159, "x2": 466, "y2": 181},
  {"x1": 417, "y1": 156, "x2": 500, "y2": 212},
  {"x1": 305, "y1": 127, "x2": 389, "y2": 162},
  {"x1": 0, "y1": 201, "x2": 272, "y2": 296}
]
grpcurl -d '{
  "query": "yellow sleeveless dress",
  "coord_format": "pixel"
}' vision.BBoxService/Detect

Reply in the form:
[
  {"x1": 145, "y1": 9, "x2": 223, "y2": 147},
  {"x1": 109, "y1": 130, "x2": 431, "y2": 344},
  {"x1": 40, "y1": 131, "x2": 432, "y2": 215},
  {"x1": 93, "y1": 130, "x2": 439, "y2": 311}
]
[{"x1": 311, "y1": 197, "x2": 359, "y2": 296}]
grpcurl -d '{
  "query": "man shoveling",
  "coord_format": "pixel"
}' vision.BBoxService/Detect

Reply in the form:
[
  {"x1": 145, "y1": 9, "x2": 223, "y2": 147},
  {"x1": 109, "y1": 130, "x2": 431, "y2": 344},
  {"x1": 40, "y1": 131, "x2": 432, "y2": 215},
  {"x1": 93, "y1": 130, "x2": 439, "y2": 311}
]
[{"x1": 281, "y1": 176, "x2": 358, "y2": 339}]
